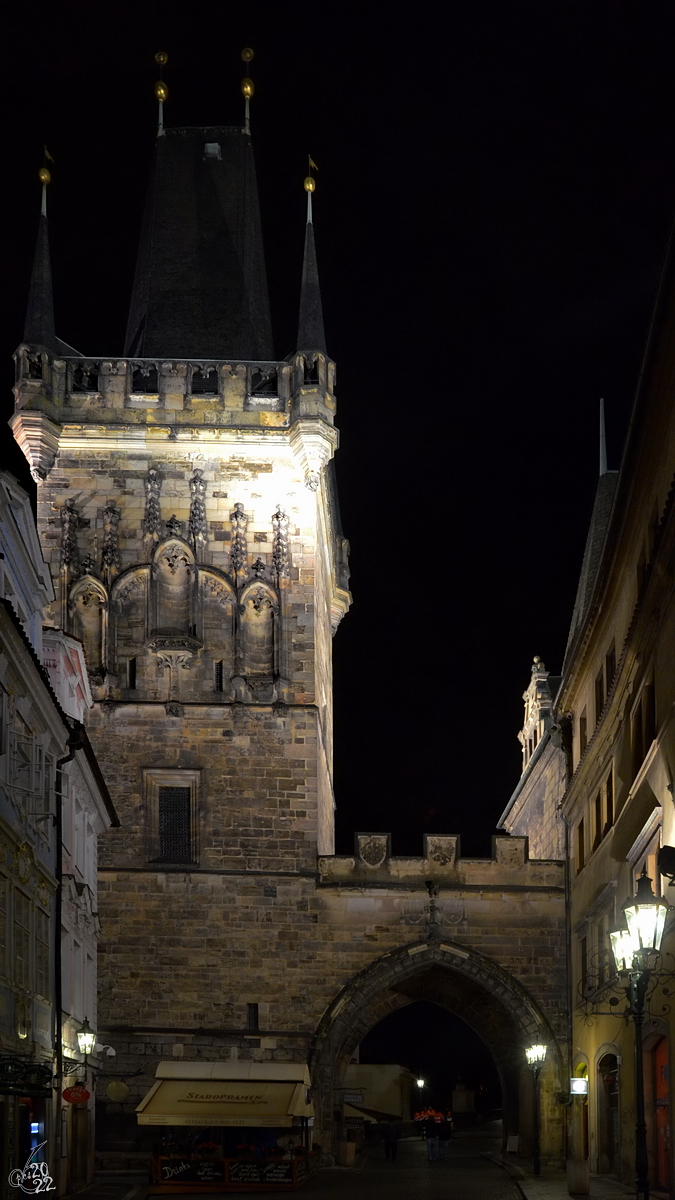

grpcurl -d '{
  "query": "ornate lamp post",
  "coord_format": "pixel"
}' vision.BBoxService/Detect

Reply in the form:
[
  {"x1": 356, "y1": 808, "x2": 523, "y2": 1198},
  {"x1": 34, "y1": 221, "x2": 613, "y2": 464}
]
[
  {"x1": 76, "y1": 1016, "x2": 96, "y2": 1079},
  {"x1": 609, "y1": 869, "x2": 669, "y2": 1200},
  {"x1": 525, "y1": 1043, "x2": 547, "y2": 1175}
]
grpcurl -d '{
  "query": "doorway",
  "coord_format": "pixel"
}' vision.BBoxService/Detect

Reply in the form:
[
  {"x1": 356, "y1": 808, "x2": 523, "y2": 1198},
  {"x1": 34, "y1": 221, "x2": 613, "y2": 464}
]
[{"x1": 596, "y1": 1054, "x2": 619, "y2": 1174}]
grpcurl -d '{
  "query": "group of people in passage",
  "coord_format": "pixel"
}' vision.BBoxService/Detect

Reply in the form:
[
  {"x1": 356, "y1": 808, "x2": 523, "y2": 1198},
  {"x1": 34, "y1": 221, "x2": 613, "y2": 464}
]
[
  {"x1": 414, "y1": 1109, "x2": 454, "y2": 1161},
  {"x1": 379, "y1": 1108, "x2": 454, "y2": 1163}
]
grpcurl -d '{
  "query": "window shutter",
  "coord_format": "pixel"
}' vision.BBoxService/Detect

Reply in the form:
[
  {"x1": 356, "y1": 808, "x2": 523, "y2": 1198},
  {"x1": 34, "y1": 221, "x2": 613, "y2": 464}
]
[{"x1": 158, "y1": 787, "x2": 191, "y2": 862}]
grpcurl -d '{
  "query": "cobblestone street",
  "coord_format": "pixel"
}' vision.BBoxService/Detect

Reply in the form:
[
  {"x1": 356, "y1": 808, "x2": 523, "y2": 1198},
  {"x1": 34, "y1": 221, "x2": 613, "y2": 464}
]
[{"x1": 88, "y1": 1130, "x2": 521, "y2": 1200}]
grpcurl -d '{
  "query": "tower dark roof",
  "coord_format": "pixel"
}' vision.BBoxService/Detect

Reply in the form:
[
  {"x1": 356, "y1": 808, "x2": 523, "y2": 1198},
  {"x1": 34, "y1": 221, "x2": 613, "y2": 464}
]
[
  {"x1": 297, "y1": 219, "x2": 326, "y2": 354},
  {"x1": 24, "y1": 213, "x2": 55, "y2": 349},
  {"x1": 125, "y1": 126, "x2": 273, "y2": 361},
  {"x1": 563, "y1": 469, "x2": 618, "y2": 673}
]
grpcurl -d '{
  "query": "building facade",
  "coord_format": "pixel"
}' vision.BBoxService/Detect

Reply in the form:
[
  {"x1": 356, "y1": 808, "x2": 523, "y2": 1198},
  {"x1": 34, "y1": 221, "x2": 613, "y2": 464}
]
[
  {"x1": 0, "y1": 472, "x2": 117, "y2": 1196},
  {"x1": 501, "y1": 240, "x2": 675, "y2": 1192}
]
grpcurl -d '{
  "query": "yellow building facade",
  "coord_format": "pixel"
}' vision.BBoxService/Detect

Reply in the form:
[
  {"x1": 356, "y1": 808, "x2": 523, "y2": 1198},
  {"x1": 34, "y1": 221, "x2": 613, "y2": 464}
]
[{"x1": 502, "y1": 241, "x2": 675, "y2": 1193}]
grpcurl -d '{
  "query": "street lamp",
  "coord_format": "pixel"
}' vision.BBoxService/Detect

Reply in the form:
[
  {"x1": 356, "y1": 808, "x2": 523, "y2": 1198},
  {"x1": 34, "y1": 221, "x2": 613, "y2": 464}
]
[
  {"x1": 609, "y1": 868, "x2": 669, "y2": 1200},
  {"x1": 525, "y1": 1043, "x2": 546, "y2": 1176},
  {"x1": 76, "y1": 1017, "x2": 96, "y2": 1078},
  {"x1": 416, "y1": 1078, "x2": 425, "y2": 1089}
]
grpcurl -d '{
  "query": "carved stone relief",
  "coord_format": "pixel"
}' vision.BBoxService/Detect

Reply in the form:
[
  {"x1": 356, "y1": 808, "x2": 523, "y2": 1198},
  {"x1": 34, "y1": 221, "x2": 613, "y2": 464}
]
[
  {"x1": 271, "y1": 507, "x2": 289, "y2": 578},
  {"x1": 189, "y1": 469, "x2": 208, "y2": 557},
  {"x1": 142, "y1": 468, "x2": 162, "y2": 554},
  {"x1": 60, "y1": 498, "x2": 83, "y2": 572},
  {"x1": 230, "y1": 503, "x2": 248, "y2": 580},
  {"x1": 100, "y1": 503, "x2": 121, "y2": 586}
]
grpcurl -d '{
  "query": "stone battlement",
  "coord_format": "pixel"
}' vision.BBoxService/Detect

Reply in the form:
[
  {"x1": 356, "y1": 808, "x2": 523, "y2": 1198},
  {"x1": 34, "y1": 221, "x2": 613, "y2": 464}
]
[
  {"x1": 318, "y1": 833, "x2": 564, "y2": 888},
  {"x1": 13, "y1": 345, "x2": 335, "y2": 429}
]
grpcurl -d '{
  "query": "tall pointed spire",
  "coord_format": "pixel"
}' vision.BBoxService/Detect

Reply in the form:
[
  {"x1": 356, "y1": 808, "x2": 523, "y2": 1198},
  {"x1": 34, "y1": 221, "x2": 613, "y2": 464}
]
[
  {"x1": 297, "y1": 171, "x2": 326, "y2": 354},
  {"x1": 24, "y1": 167, "x2": 55, "y2": 349},
  {"x1": 599, "y1": 397, "x2": 607, "y2": 476}
]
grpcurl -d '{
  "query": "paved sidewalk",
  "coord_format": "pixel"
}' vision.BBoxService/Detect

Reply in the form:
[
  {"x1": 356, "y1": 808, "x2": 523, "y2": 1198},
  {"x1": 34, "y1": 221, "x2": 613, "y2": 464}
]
[{"x1": 493, "y1": 1153, "x2": 640, "y2": 1200}]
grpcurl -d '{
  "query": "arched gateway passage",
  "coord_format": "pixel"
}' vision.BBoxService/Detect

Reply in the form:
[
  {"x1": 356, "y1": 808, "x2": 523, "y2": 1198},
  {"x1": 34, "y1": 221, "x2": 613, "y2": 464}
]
[{"x1": 310, "y1": 939, "x2": 565, "y2": 1157}]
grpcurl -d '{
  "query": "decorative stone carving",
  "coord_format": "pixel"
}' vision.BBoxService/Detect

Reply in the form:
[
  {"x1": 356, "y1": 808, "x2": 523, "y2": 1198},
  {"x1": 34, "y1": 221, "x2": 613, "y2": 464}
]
[
  {"x1": 142, "y1": 468, "x2": 162, "y2": 554},
  {"x1": 271, "y1": 507, "x2": 289, "y2": 578},
  {"x1": 165, "y1": 515, "x2": 182, "y2": 537},
  {"x1": 356, "y1": 834, "x2": 389, "y2": 869},
  {"x1": 230, "y1": 503, "x2": 248, "y2": 580},
  {"x1": 251, "y1": 557, "x2": 266, "y2": 578},
  {"x1": 100, "y1": 503, "x2": 121, "y2": 586},
  {"x1": 244, "y1": 588, "x2": 278, "y2": 616},
  {"x1": 114, "y1": 572, "x2": 146, "y2": 604},
  {"x1": 425, "y1": 879, "x2": 441, "y2": 943},
  {"x1": 147, "y1": 634, "x2": 202, "y2": 670},
  {"x1": 189, "y1": 469, "x2": 208, "y2": 556},
  {"x1": 60, "y1": 498, "x2": 82, "y2": 572},
  {"x1": 160, "y1": 544, "x2": 190, "y2": 575},
  {"x1": 80, "y1": 553, "x2": 98, "y2": 577},
  {"x1": 165, "y1": 701, "x2": 184, "y2": 717},
  {"x1": 203, "y1": 575, "x2": 234, "y2": 607},
  {"x1": 425, "y1": 835, "x2": 458, "y2": 868}
]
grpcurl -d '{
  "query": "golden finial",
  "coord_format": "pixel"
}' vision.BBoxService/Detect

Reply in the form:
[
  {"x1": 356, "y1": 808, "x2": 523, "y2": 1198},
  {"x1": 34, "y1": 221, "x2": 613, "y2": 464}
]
[
  {"x1": 305, "y1": 158, "x2": 318, "y2": 221},
  {"x1": 38, "y1": 167, "x2": 51, "y2": 186},
  {"x1": 240, "y1": 49, "x2": 255, "y2": 134},
  {"x1": 154, "y1": 51, "x2": 168, "y2": 138}
]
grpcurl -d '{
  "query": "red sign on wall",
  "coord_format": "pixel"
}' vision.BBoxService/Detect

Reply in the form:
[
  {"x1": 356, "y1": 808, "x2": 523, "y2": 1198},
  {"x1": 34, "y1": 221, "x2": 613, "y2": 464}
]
[{"x1": 62, "y1": 1085, "x2": 90, "y2": 1103}]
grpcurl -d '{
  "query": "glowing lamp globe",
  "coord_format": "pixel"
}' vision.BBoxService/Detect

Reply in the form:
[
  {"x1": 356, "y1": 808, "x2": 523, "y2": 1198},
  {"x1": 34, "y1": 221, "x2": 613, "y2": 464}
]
[
  {"x1": 525, "y1": 1044, "x2": 546, "y2": 1067},
  {"x1": 416, "y1": 1078, "x2": 425, "y2": 1089},
  {"x1": 77, "y1": 1017, "x2": 96, "y2": 1057},
  {"x1": 623, "y1": 870, "x2": 668, "y2": 956},
  {"x1": 609, "y1": 925, "x2": 635, "y2": 973}
]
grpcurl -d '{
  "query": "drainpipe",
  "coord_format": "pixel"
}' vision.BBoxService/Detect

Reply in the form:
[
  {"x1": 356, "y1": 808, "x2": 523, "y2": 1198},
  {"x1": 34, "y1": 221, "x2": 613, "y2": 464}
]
[{"x1": 54, "y1": 721, "x2": 85, "y2": 1195}]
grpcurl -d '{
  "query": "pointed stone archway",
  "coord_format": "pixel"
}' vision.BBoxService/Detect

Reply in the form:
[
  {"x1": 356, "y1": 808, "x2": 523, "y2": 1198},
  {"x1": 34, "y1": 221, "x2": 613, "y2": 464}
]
[{"x1": 310, "y1": 938, "x2": 565, "y2": 1158}]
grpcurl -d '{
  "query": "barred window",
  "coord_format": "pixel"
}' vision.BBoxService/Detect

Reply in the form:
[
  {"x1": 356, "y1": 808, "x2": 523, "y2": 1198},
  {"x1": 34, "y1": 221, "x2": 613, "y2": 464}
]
[
  {"x1": 35, "y1": 907, "x2": 49, "y2": 1000},
  {"x1": 0, "y1": 877, "x2": 7, "y2": 978},
  {"x1": 14, "y1": 891, "x2": 30, "y2": 991},
  {"x1": 158, "y1": 787, "x2": 191, "y2": 863},
  {"x1": 145, "y1": 770, "x2": 199, "y2": 865}
]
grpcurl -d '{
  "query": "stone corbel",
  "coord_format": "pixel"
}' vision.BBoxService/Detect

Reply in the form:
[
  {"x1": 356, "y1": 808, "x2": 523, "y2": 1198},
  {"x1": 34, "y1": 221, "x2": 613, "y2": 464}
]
[
  {"x1": 8, "y1": 410, "x2": 61, "y2": 482},
  {"x1": 289, "y1": 420, "x2": 339, "y2": 491}
]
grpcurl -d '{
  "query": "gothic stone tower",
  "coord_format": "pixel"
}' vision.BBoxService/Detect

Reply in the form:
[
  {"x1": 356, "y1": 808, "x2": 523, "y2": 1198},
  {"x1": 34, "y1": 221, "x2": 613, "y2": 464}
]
[{"x1": 12, "y1": 120, "x2": 350, "y2": 1138}]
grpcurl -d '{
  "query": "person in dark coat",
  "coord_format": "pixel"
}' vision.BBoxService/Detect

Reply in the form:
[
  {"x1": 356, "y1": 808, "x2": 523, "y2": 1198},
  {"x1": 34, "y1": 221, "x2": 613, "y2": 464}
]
[
  {"x1": 438, "y1": 1116, "x2": 451, "y2": 1159},
  {"x1": 381, "y1": 1119, "x2": 400, "y2": 1162},
  {"x1": 424, "y1": 1115, "x2": 439, "y2": 1161}
]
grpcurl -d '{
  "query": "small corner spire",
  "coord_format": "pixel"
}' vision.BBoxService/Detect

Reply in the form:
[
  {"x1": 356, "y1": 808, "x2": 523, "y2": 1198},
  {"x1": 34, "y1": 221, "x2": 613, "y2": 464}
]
[
  {"x1": 241, "y1": 48, "x2": 255, "y2": 136},
  {"x1": 154, "y1": 51, "x2": 168, "y2": 137},
  {"x1": 24, "y1": 161, "x2": 55, "y2": 349},
  {"x1": 297, "y1": 168, "x2": 326, "y2": 354},
  {"x1": 599, "y1": 397, "x2": 607, "y2": 476}
]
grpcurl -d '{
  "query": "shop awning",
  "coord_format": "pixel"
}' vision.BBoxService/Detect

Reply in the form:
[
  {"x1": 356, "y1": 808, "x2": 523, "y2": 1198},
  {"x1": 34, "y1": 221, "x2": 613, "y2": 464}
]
[{"x1": 136, "y1": 1062, "x2": 313, "y2": 1127}]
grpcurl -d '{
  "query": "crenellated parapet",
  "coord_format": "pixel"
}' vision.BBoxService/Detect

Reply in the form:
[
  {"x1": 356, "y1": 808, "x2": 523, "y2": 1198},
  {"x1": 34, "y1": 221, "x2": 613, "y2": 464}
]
[
  {"x1": 318, "y1": 832, "x2": 564, "y2": 889},
  {"x1": 13, "y1": 348, "x2": 335, "y2": 427}
]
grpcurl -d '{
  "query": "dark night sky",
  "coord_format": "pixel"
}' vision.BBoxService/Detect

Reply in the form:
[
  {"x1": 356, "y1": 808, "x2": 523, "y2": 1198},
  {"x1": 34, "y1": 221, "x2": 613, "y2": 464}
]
[{"x1": 3, "y1": 2, "x2": 675, "y2": 855}]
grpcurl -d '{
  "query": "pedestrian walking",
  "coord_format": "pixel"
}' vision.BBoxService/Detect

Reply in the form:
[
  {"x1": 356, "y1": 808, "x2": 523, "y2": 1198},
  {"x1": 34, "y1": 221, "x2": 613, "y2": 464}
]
[
  {"x1": 438, "y1": 1115, "x2": 451, "y2": 1159},
  {"x1": 424, "y1": 1114, "x2": 439, "y2": 1161},
  {"x1": 382, "y1": 1119, "x2": 400, "y2": 1162}
]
